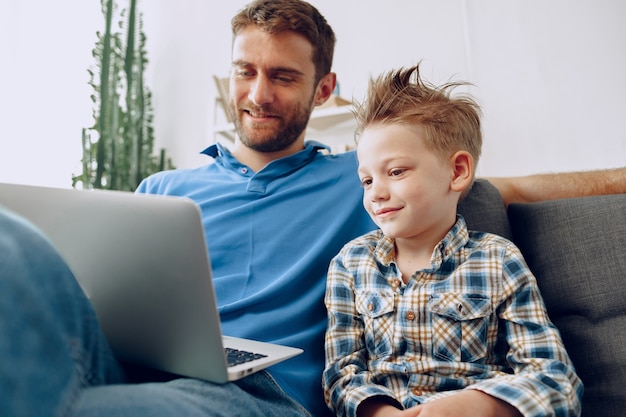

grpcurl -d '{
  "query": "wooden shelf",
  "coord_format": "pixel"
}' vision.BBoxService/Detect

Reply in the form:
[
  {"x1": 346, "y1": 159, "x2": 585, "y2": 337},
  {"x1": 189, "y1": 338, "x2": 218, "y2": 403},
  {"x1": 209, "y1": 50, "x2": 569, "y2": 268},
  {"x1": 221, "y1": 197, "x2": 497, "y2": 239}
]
[{"x1": 307, "y1": 105, "x2": 354, "y2": 131}]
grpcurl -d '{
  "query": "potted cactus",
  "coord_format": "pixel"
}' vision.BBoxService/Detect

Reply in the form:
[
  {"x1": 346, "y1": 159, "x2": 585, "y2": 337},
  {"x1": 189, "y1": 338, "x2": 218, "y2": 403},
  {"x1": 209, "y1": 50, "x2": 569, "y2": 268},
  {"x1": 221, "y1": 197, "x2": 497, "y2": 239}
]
[{"x1": 73, "y1": 0, "x2": 173, "y2": 191}]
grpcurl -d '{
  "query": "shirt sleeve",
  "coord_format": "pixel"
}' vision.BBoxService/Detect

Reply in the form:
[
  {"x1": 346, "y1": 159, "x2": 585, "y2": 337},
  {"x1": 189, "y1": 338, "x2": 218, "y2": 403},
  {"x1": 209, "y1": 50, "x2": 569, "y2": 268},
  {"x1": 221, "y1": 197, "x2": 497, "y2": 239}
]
[
  {"x1": 323, "y1": 250, "x2": 402, "y2": 417},
  {"x1": 467, "y1": 243, "x2": 583, "y2": 417}
]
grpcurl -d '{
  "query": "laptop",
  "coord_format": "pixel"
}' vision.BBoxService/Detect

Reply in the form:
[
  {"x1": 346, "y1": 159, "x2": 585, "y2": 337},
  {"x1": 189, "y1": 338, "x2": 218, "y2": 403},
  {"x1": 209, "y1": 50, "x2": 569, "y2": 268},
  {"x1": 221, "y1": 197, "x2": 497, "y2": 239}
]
[{"x1": 0, "y1": 182, "x2": 303, "y2": 383}]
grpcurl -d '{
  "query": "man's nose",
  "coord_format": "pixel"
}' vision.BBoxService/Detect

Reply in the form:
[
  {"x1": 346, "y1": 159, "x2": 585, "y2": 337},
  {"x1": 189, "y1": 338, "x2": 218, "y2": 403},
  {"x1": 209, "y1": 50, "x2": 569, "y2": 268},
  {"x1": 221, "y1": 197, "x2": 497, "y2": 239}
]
[{"x1": 248, "y1": 76, "x2": 274, "y2": 106}]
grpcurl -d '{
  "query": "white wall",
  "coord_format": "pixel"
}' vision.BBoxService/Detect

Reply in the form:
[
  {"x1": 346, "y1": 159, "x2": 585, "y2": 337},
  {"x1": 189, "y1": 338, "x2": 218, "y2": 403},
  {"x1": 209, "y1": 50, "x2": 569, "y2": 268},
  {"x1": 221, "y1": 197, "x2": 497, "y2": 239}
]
[
  {"x1": 0, "y1": 1, "x2": 101, "y2": 187},
  {"x1": 1, "y1": 0, "x2": 624, "y2": 188}
]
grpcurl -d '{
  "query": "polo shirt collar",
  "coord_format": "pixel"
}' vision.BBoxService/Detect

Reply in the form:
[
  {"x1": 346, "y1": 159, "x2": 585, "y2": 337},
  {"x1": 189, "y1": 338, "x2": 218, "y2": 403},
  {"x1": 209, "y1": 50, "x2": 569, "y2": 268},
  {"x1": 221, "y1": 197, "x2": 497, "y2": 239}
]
[
  {"x1": 200, "y1": 141, "x2": 331, "y2": 193},
  {"x1": 200, "y1": 140, "x2": 330, "y2": 170}
]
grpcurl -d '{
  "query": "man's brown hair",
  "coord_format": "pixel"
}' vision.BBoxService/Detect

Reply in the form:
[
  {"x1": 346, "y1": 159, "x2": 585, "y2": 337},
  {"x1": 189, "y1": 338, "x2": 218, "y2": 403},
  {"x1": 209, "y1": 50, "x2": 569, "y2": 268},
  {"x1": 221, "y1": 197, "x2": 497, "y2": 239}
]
[{"x1": 231, "y1": 0, "x2": 336, "y2": 85}]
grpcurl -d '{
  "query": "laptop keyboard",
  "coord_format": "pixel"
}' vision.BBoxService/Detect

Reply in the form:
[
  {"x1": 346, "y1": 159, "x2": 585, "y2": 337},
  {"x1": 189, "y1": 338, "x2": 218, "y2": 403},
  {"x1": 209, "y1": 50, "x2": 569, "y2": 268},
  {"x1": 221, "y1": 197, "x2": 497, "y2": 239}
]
[{"x1": 225, "y1": 347, "x2": 268, "y2": 366}]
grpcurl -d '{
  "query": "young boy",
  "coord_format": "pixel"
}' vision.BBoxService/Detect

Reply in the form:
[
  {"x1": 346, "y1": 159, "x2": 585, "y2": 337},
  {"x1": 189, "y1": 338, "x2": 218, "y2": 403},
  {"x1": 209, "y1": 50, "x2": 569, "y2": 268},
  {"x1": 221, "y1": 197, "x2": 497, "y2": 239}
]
[{"x1": 322, "y1": 64, "x2": 583, "y2": 417}]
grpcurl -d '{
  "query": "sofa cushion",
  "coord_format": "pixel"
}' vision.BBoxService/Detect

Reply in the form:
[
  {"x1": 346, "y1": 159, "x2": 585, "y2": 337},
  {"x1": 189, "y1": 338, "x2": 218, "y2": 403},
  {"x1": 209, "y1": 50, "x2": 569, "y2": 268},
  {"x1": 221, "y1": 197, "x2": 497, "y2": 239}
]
[
  {"x1": 458, "y1": 179, "x2": 513, "y2": 240},
  {"x1": 508, "y1": 194, "x2": 626, "y2": 417}
]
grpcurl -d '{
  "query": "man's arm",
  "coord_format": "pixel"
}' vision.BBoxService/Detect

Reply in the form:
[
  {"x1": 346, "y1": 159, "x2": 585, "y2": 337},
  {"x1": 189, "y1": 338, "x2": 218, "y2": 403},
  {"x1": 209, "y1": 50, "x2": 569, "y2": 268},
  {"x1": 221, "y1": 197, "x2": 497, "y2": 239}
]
[{"x1": 487, "y1": 166, "x2": 626, "y2": 207}]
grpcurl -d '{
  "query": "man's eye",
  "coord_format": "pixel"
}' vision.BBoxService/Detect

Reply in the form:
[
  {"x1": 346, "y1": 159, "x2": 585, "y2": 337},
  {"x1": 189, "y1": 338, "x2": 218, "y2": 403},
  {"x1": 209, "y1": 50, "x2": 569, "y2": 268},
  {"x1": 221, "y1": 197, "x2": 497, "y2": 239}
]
[
  {"x1": 275, "y1": 76, "x2": 294, "y2": 84},
  {"x1": 234, "y1": 70, "x2": 253, "y2": 78}
]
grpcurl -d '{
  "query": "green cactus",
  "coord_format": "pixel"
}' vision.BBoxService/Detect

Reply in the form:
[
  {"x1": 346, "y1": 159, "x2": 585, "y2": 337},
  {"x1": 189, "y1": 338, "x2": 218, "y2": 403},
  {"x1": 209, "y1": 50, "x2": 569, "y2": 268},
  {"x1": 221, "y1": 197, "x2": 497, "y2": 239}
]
[{"x1": 73, "y1": 0, "x2": 174, "y2": 191}]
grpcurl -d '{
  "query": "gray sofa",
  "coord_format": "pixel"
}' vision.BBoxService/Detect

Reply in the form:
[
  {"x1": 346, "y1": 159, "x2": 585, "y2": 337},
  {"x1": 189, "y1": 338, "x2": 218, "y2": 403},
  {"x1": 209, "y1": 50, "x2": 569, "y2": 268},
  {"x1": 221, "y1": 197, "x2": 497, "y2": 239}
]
[{"x1": 457, "y1": 179, "x2": 626, "y2": 417}]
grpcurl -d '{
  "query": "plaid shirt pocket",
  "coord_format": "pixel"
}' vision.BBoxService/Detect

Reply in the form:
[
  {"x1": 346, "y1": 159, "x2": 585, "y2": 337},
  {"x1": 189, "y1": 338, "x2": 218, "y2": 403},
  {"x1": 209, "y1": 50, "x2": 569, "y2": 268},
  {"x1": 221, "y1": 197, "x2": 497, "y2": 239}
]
[
  {"x1": 356, "y1": 289, "x2": 396, "y2": 358},
  {"x1": 428, "y1": 293, "x2": 492, "y2": 363}
]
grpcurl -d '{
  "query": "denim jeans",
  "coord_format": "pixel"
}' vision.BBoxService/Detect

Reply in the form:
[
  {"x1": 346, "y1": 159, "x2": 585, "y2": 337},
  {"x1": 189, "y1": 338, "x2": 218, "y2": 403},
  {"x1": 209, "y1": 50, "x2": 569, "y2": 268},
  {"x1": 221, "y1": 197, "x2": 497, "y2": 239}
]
[{"x1": 0, "y1": 207, "x2": 311, "y2": 417}]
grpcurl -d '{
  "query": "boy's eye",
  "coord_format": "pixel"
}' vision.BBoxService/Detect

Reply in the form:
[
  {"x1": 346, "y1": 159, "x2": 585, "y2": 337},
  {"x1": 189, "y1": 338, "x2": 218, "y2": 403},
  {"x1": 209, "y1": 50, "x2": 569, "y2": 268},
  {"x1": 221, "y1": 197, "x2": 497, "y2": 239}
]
[
  {"x1": 360, "y1": 178, "x2": 372, "y2": 187},
  {"x1": 390, "y1": 168, "x2": 405, "y2": 177}
]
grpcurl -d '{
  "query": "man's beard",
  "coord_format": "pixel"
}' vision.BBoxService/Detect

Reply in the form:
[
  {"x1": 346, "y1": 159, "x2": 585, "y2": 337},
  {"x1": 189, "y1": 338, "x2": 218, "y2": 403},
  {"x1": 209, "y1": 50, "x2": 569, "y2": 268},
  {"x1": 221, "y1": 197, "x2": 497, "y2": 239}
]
[{"x1": 230, "y1": 97, "x2": 315, "y2": 153}]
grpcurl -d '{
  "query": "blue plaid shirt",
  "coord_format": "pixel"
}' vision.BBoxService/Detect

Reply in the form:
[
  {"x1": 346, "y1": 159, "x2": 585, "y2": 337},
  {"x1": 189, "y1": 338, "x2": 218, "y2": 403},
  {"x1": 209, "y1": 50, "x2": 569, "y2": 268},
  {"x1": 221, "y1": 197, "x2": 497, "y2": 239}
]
[{"x1": 323, "y1": 216, "x2": 582, "y2": 417}]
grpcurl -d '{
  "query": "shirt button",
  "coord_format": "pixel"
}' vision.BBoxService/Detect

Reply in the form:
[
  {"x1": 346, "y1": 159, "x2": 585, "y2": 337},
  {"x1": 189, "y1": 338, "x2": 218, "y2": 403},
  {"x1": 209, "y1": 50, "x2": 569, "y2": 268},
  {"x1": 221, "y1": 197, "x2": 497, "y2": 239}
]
[
  {"x1": 458, "y1": 304, "x2": 464, "y2": 314},
  {"x1": 406, "y1": 311, "x2": 415, "y2": 321},
  {"x1": 412, "y1": 388, "x2": 422, "y2": 396},
  {"x1": 368, "y1": 302, "x2": 374, "y2": 312},
  {"x1": 390, "y1": 279, "x2": 401, "y2": 288},
  {"x1": 241, "y1": 167, "x2": 248, "y2": 173}
]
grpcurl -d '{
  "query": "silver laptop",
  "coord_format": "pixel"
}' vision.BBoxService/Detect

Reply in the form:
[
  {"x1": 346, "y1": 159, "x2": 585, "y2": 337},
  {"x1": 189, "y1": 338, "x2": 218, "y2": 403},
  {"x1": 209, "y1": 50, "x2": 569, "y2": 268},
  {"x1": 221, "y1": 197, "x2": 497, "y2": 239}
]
[{"x1": 0, "y1": 182, "x2": 302, "y2": 383}]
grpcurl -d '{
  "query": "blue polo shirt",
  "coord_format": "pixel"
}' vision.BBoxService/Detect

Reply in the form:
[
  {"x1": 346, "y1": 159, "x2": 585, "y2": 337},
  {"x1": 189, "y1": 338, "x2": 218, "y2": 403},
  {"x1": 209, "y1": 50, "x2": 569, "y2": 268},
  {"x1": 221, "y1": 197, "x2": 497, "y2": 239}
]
[{"x1": 136, "y1": 141, "x2": 376, "y2": 417}]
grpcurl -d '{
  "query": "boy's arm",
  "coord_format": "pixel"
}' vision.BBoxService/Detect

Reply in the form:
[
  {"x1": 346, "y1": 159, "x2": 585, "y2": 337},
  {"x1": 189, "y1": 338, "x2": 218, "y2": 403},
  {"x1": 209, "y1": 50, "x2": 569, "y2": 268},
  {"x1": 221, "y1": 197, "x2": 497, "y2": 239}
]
[
  {"x1": 469, "y1": 244, "x2": 583, "y2": 416},
  {"x1": 412, "y1": 390, "x2": 522, "y2": 417},
  {"x1": 357, "y1": 391, "x2": 521, "y2": 417},
  {"x1": 487, "y1": 166, "x2": 626, "y2": 206},
  {"x1": 356, "y1": 397, "x2": 403, "y2": 417},
  {"x1": 323, "y1": 255, "x2": 401, "y2": 417}
]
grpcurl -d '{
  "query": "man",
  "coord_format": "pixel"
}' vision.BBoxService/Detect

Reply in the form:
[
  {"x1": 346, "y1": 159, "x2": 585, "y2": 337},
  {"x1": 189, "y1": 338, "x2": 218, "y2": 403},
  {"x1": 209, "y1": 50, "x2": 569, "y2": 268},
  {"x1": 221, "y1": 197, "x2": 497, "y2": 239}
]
[
  {"x1": 1, "y1": 1, "x2": 624, "y2": 416},
  {"x1": 134, "y1": 3, "x2": 367, "y2": 415}
]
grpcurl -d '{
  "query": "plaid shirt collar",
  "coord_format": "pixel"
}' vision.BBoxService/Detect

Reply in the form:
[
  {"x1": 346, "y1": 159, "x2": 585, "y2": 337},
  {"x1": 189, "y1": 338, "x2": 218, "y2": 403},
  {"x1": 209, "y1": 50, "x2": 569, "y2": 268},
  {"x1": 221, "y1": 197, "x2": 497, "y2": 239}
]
[{"x1": 373, "y1": 214, "x2": 470, "y2": 270}]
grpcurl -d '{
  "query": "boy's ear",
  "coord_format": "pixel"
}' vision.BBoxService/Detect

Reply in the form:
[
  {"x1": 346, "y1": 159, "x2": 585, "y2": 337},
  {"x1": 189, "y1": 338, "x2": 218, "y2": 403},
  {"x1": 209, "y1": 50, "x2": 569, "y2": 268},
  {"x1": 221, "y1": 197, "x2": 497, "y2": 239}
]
[
  {"x1": 449, "y1": 151, "x2": 474, "y2": 193},
  {"x1": 314, "y1": 72, "x2": 337, "y2": 106}
]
